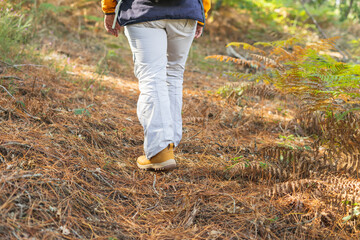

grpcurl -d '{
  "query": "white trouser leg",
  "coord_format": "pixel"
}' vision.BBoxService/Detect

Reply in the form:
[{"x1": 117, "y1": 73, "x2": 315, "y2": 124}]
[
  {"x1": 165, "y1": 20, "x2": 196, "y2": 147},
  {"x1": 125, "y1": 19, "x2": 196, "y2": 159}
]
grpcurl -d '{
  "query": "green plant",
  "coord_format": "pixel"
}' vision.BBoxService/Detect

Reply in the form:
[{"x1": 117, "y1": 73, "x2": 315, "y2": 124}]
[
  {"x1": 0, "y1": 2, "x2": 32, "y2": 60},
  {"x1": 73, "y1": 104, "x2": 95, "y2": 117},
  {"x1": 343, "y1": 206, "x2": 360, "y2": 222},
  {"x1": 210, "y1": 37, "x2": 360, "y2": 113},
  {"x1": 209, "y1": 37, "x2": 360, "y2": 154},
  {"x1": 225, "y1": 156, "x2": 245, "y2": 171},
  {"x1": 278, "y1": 134, "x2": 295, "y2": 148},
  {"x1": 217, "y1": 85, "x2": 244, "y2": 98}
]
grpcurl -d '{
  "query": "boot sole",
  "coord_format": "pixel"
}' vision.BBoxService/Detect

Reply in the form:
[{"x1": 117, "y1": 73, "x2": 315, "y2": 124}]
[{"x1": 137, "y1": 159, "x2": 176, "y2": 171}]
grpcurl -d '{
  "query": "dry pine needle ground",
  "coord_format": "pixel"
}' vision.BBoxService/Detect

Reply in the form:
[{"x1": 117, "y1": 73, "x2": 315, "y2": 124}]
[{"x1": 1, "y1": 3, "x2": 360, "y2": 239}]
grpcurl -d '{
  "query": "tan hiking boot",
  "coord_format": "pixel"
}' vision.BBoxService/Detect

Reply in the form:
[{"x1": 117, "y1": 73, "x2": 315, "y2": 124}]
[{"x1": 137, "y1": 144, "x2": 176, "y2": 170}]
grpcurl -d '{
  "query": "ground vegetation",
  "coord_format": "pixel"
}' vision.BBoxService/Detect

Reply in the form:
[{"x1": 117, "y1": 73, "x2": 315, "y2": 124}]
[{"x1": 1, "y1": 0, "x2": 360, "y2": 239}]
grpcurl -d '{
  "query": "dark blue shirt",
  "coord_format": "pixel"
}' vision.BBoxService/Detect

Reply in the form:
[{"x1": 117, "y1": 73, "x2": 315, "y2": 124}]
[{"x1": 118, "y1": 0, "x2": 205, "y2": 26}]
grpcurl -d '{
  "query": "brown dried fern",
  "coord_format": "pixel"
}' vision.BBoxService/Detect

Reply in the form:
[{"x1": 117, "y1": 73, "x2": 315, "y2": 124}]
[
  {"x1": 228, "y1": 160, "x2": 291, "y2": 182},
  {"x1": 243, "y1": 83, "x2": 280, "y2": 99},
  {"x1": 268, "y1": 179, "x2": 328, "y2": 197}
]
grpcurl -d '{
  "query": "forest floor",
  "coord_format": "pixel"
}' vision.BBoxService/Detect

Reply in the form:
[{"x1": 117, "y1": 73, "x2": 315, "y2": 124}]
[{"x1": 1, "y1": 3, "x2": 360, "y2": 240}]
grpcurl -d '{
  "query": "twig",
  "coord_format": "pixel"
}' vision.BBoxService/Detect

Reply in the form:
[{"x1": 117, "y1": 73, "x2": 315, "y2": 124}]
[
  {"x1": 132, "y1": 211, "x2": 139, "y2": 219},
  {"x1": 71, "y1": 229, "x2": 83, "y2": 239},
  {"x1": 7, "y1": 181, "x2": 32, "y2": 205},
  {"x1": 13, "y1": 64, "x2": 47, "y2": 68},
  {"x1": 12, "y1": 231, "x2": 21, "y2": 240},
  {"x1": 0, "y1": 60, "x2": 22, "y2": 72},
  {"x1": 153, "y1": 174, "x2": 159, "y2": 196},
  {"x1": 1, "y1": 141, "x2": 63, "y2": 162},
  {"x1": 14, "y1": 173, "x2": 43, "y2": 179},
  {"x1": 1, "y1": 173, "x2": 43, "y2": 182},
  {"x1": 1, "y1": 141, "x2": 32, "y2": 149},
  {"x1": 36, "y1": 178, "x2": 88, "y2": 193},
  {"x1": 296, "y1": 212, "x2": 318, "y2": 225},
  {"x1": 186, "y1": 129, "x2": 202, "y2": 141},
  {"x1": 300, "y1": 0, "x2": 350, "y2": 61},
  {"x1": 91, "y1": 172, "x2": 114, "y2": 189},
  {"x1": 145, "y1": 201, "x2": 159, "y2": 211},
  {"x1": 215, "y1": 142, "x2": 225, "y2": 149},
  {"x1": 0, "y1": 60, "x2": 13, "y2": 67},
  {"x1": 0, "y1": 76, "x2": 24, "y2": 81},
  {"x1": 0, "y1": 84, "x2": 41, "y2": 120},
  {"x1": 222, "y1": 193, "x2": 236, "y2": 214},
  {"x1": 21, "y1": 109, "x2": 40, "y2": 120},
  {"x1": 0, "y1": 84, "x2": 16, "y2": 100},
  {"x1": 184, "y1": 200, "x2": 200, "y2": 228},
  {"x1": 226, "y1": 45, "x2": 246, "y2": 60}
]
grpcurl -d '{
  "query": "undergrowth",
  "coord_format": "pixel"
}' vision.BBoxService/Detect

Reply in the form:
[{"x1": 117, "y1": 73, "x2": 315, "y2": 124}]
[
  {"x1": 208, "y1": 36, "x2": 360, "y2": 238},
  {"x1": 209, "y1": 37, "x2": 360, "y2": 154},
  {"x1": 0, "y1": 1, "x2": 32, "y2": 62}
]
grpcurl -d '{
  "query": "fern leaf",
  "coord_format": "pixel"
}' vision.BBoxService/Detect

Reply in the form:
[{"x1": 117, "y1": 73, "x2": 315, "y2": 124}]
[
  {"x1": 206, "y1": 55, "x2": 261, "y2": 68},
  {"x1": 226, "y1": 42, "x2": 266, "y2": 55}
]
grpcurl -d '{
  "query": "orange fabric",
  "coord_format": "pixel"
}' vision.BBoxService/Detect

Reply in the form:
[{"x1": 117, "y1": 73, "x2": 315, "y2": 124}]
[
  {"x1": 101, "y1": 0, "x2": 117, "y2": 13},
  {"x1": 198, "y1": 0, "x2": 211, "y2": 25},
  {"x1": 203, "y1": 0, "x2": 211, "y2": 19}
]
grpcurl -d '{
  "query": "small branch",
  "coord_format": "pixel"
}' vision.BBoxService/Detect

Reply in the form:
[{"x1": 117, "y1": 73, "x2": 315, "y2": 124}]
[
  {"x1": 74, "y1": 182, "x2": 87, "y2": 192},
  {"x1": 226, "y1": 45, "x2": 246, "y2": 60},
  {"x1": 221, "y1": 193, "x2": 236, "y2": 213},
  {"x1": 0, "y1": 85, "x2": 16, "y2": 100},
  {"x1": 12, "y1": 232, "x2": 21, "y2": 240},
  {"x1": 0, "y1": 76, "x2": 24, "y2": 81},
  {"x1": 186, "y1": 129, "x2": 202, "y2": 141},
  {"x1": 300, "y1": 0, "x2": 350, "y2": 61},
  {"x1": 1, "y1": 173, "x2": 43, "y2": 182},
  {"x1": 1, "y1": 141, "x2": 32, "y2": 149},
  {"x1": 7, "y1": 181, "x2": 32, "y2": 204},
  {"x1": 301, "y1": 0, "x2": 327, "y2": 38},
  {"x1": 184, "y1": 200, "x2": 200, "y2": 228},
  {"x1": 13, "y1": 64, "x2": 47, "y2": 68},
  {"x1": 296, "y1": 212, "x2": 318, "y2": 225},
  {"x1": 145, "y1": 201, "x2": 159, "y2": 211},
  {"x1": 153, "y1": 174, "x2": 160, "y2": 196},
  {"x1": 1, "y1": 141, "x2": 62, "y2": 162},
  {"x1": 91, "y1": 172, "x2": 114, "y2": 189},
  {"x1": 0, "y1": 60, "x2": 22, "y2": 72},
  {"x1": 19, "y1": 108, "x2": 40, "y2": 120},
  {"x1": 343, "y1": 0, "x2": 354, "y2": 20},
  {"x1": 0, "y1": 84, "x2": 40, "y2": 120}
]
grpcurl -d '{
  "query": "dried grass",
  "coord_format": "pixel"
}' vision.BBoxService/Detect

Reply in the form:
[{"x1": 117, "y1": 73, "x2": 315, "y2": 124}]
[{"x1": 1, "y1": 54, "x2": 360, "y2": 239}]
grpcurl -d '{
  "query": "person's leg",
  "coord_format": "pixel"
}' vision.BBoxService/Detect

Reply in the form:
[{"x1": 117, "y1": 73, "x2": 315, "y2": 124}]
[
  {"x1": 165, "y1": 19, "x2": 196, "y2": 147},
  {"x1": 124, "y1": 21, "x2": 174, "y2": 160}
]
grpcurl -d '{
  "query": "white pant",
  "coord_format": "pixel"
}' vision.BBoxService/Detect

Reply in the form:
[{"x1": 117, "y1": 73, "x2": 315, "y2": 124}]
[{"x1": 124, "y1": 19, "x2": 196, "y2": 159}]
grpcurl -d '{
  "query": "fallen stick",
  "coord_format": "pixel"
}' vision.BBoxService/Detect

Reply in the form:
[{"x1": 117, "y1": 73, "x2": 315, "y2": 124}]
[
  {"x1": 153, "y1": 174, "x2": 160, "y2": 196},
  {"x1": 0, "y1": 173, "x2": 43, "y2": 182},
  {"x1": 184, "y1": 200, "x2": 200, "y2": 228},
  {"x1": 1, "y1": 141, "x2": 63, "y2": 162},
  {"x1": 0, "y1": 84, "x2": 41, "y2": 120},
  {"x1": 300, "y1": 0, "x2": 351, "y2": 61},
  {"x1": 221, "y1": 193, "x2": 236, "y2": 213},
  {"x1": 0, "y1": 84, "x2": 16, "y2": 100},
  {"x1": 0, "y1": 76, "x2": 24, "y2": 81},
  {"x1": 0, "y1": 60, "x2": 22, "y2": 72},
  {"x1": 13, "y1": 64, "x2": 48, "y2": 68}
]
